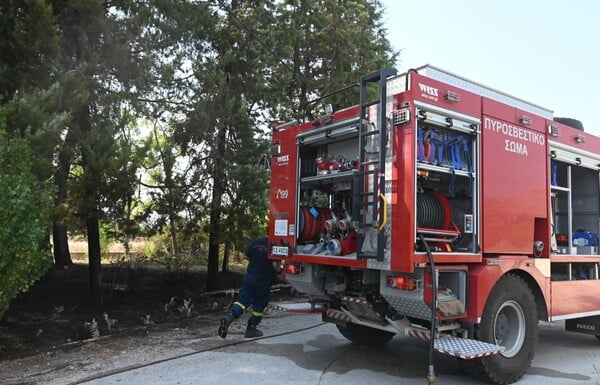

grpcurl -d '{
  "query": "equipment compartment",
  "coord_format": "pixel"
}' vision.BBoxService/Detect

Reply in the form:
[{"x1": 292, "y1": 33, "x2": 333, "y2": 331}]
[
  {"x1": 295, "y1": 125, "x2": 360, "y2": 256},
  {"x1": 550, "y1": 159, "x2": 600, "y2": 255},
  {"x1": 415, "y1": 112, "x2": 480, "y2": 254}
]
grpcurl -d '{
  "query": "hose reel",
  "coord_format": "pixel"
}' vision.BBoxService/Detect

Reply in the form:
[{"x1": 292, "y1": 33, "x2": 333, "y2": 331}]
[
  {"x1": 417, "y1": 191, "x2": 452, "y2": 230},
  {"x1": 416, "y1": 191, "x2": 460, "y2": 249}
]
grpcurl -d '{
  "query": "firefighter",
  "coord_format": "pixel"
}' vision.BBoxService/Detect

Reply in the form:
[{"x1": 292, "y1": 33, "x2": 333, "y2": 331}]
[{"x1": 218, "y1": 236, "x2": 279, "y2": 338}]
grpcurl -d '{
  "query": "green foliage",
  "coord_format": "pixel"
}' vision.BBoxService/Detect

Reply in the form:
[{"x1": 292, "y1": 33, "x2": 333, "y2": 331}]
[
  {"x1": 1, "y1": 0, "x2": 399, "y2": 294},
  {"x1": 267, "y1": 0, "x2": 398, "y2": 119},
  {"x1": 0, "y1": 134, "x2": 53, "y2": 318},
  {"x1": 0, "y1": 0, "x2": 59, "y2": 101}
]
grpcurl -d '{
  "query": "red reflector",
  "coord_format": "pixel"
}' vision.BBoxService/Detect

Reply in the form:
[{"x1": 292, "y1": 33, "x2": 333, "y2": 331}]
[
  {"x1": 386, "y1": 276, "x2": 417, "y2": 290},
  {"x1": 285, "y1": 263, "x2": 303, "y2": 275}
]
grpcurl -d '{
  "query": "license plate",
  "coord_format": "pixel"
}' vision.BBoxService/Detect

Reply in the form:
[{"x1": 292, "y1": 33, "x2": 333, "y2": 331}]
[{"x1": 272, "y1": 246, "x2": 289, "y2": 256}]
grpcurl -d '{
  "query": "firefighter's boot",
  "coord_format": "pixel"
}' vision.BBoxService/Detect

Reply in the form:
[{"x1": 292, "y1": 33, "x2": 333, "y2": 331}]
[
  {"x1": 218, "y1": 310, "x2": 235, "y2": 339},
  {"x1": 244, "y1": 323, "x2": 263, "y2": 338}
]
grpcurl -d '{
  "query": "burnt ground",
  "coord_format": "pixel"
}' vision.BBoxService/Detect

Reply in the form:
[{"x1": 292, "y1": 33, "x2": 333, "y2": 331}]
[{"x1": 0, "y1": 263, "x2": 295, "y2": 362}]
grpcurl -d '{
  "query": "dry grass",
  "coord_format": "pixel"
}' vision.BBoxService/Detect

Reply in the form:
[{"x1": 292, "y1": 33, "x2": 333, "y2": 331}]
[
  {"x1": 68, "y1": 239, "x2": 148, "y2": 263},
  {"x1": 68, "y1": 240, "x2": 147, "y2": 254}
]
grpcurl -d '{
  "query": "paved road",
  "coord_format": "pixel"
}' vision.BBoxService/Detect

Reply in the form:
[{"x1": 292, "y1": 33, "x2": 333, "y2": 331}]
[{"x1": 76, "y1": 310, "x2": 600, "y2": 385}]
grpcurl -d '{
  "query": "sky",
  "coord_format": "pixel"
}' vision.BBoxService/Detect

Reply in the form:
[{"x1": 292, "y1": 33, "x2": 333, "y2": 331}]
[{"x1": 380, "y1": 0, "x2": 600, "y2": 136}]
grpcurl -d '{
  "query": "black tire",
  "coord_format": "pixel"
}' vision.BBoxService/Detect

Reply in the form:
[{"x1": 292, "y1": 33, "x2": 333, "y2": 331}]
[
  {"x1": 470, "y1": 274, "x2": 538, "y2": 384},
  {"x1": 596, "y1": 334, "x2": 600, "y2": 342},
  {"x1": 336, "y1": 323, "x2": 395, "y2": 346}
]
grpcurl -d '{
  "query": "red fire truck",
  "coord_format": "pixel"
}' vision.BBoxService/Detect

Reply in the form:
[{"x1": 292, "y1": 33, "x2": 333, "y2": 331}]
[{"x1": 267, "y1": 65, "x2": 600, "y2": 384}]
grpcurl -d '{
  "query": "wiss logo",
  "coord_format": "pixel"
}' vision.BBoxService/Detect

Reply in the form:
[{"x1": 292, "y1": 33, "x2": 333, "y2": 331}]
[
  {"x1": 276, "y1": 154, "x2": 290, "y2": 166},
  {"x1": 418, "y1": 83, "x2": 439, "y2": 99}
]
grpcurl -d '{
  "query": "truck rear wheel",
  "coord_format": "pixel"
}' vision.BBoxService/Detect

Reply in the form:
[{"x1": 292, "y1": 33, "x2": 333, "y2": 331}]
[
  {"x1": 336, "y1": 323, "x2": 395, "y2": 345},
  {"x1": 470, "y1": 274, "x2": 538, "y2": 384}
]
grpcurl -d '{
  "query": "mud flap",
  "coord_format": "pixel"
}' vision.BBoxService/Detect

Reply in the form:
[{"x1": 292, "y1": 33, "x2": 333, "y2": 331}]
[{"x1": 565, "y1": 315, "x2": 600, "y2": 335}]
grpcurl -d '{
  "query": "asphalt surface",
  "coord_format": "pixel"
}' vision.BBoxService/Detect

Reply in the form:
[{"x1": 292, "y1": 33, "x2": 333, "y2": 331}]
[{"x1": 68, "y1": 309, "x2": 600, "y2": 385}]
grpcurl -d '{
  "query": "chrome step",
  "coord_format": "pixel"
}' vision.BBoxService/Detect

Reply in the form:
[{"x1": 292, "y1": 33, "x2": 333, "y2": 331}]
[{"x1": 406, "y1": 327, "x2": 505, "y2": 360}]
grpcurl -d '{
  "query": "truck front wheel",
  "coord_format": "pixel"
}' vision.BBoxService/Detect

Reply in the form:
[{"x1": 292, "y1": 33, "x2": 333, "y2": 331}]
[
  {"x1": 470, "y1": 274, "x2": 538, "y2": 384},
  {"x1": 336, "y1": 323, "x2": 395, "y2": 346}
]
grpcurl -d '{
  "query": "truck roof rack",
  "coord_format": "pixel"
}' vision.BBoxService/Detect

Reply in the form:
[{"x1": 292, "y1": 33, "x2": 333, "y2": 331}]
[{"x1": 411, "y1": 64, "x2": 554, "y2": 119}]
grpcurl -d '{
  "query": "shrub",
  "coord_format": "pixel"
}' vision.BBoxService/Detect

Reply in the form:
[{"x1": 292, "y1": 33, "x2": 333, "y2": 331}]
[{"x1": 0, "y1": 137, "x2": 54, "y2": 318}]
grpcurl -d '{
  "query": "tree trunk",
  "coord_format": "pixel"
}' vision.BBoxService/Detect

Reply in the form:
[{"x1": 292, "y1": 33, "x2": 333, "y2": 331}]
[
  {"x1": 222, "y1": 238, "x2": 231, "y2": 273},
  {"x1": 123, "y1": 233, "x2": 130, "y2": 259},
  {"x1": 206, "y1": 1, "x2": 245, "y2": 290},
  {"x1": 206, "y1": 204, "x2": 222, "y2": 290},
  {"x1": 205, "y1": 126, "x2": 226, "y2": 291},
  {"x1": 80, "y1": 111, "x2": 103, "y2": 306},
  {"x1": 123, "y1": 197, "x2": 132, "y2": 259},
  {"x1": 52, "y1": 140, "x2": 73, "y2": 268},
  {"x1": 169, "y1": 207, "x2": 178, "y2": 258},
  {"x1": 52, "y1": 223, "x2": 72, "y2": 268},
  {"x1": 87, "y1": 215, "x2": 103, "y2": 306}
]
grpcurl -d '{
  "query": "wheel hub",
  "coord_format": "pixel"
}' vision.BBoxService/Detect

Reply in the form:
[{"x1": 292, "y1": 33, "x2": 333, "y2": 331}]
[{"x1": 494, "y1": 300, "x2": 526, "y2": 358}]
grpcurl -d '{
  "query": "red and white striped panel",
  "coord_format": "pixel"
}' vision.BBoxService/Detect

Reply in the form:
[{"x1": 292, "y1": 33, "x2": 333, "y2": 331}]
[
  {"x1": 341, "y1": 296, "x2": 368, "y2": 304},
  {"x1": 406, "y1": 328, "x2": 431, "y2": 342},
  {"x1": 326, "y1": 309, "x2": 353, "y2": 323}
]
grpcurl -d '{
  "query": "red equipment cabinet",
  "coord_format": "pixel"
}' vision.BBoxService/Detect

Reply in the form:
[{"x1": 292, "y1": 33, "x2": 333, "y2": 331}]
[{"x1": 268, "y1": 65, "x2": 600, "y2": 384}]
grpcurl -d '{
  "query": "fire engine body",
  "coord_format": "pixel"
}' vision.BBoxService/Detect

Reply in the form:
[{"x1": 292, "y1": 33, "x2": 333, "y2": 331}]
[{"x1": 268, "y1": 66, "x2": 600, "y2": 383}]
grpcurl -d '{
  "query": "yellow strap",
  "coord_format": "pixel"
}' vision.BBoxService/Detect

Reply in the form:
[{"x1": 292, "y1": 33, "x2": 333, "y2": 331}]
[
  {"x1": 234, "y1": 301, "x2": 246, "y2": 310},
  {"x1": 252, "y1": 311, "x2": 263, "y2": 317},
  {"x1": 378, "y1": 193, "x2": 388, "y2": 231}
]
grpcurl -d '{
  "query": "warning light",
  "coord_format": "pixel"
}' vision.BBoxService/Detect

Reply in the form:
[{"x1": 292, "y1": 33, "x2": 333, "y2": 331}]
[
  {"x1": 519, "y1": 115, "x2": 532, "y2": 126},
  {"x1": 386, "y1": 276, "x2": 418, "y2": 291},
  {"x1": 285, "y1": 263, "x2": 303, "y2": 275},
  {"x1": 444, "y1": 90, "x2": 460, "y2": 103},
  {"x1": 324, "y1": 103, "x2": 334, "y2": 115},
  {"x1": 548, "y1": 125, "x2": 560, "y2": 137}
]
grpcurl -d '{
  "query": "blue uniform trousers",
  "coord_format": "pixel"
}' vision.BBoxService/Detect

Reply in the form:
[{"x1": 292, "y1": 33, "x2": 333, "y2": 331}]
[{"x1": 231, "y1": 275, "x2": 272, "y2": 326}]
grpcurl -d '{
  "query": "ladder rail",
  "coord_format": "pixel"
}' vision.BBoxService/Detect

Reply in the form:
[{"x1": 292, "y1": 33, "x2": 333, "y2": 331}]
[{"x1": 354, "y1": 68, "x2": 397, "y2": 261}]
